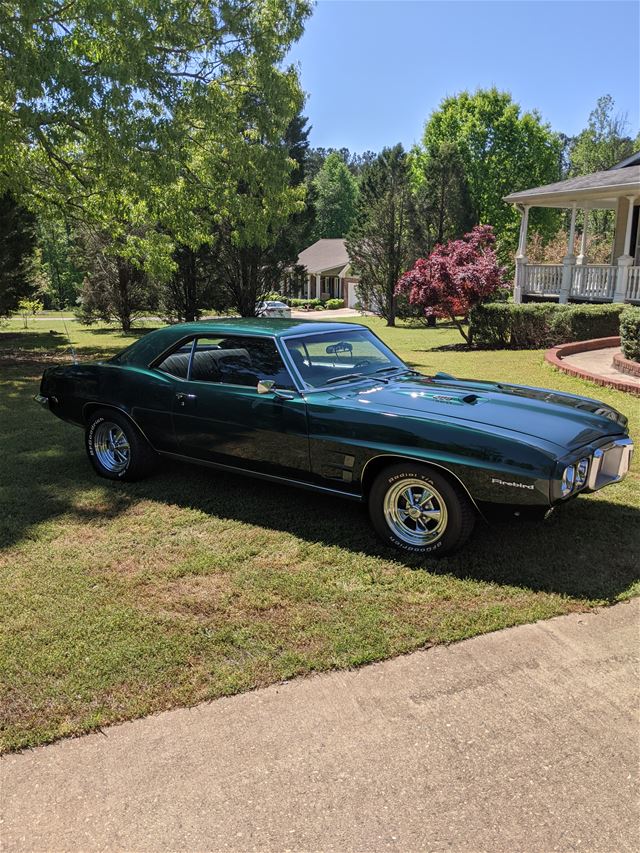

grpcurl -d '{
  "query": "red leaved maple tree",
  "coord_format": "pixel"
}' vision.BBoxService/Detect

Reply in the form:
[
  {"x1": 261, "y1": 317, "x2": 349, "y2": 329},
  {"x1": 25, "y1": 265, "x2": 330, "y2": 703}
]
[{"x1": 396, "y1": 225, "x2": 506, "y2": 343}]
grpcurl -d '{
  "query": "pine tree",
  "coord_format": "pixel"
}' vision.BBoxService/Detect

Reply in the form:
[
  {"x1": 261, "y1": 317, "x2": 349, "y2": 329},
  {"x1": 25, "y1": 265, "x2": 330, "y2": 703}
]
[
  {"x1": 413, "y1": 142, "x2": 475, "y2": 253},
  {"x1": 346, "y1": 145, "x2": 414, "y2": 327},
  {"x1": 312, "y1": 153, "x2": 358, "y2": 239}
]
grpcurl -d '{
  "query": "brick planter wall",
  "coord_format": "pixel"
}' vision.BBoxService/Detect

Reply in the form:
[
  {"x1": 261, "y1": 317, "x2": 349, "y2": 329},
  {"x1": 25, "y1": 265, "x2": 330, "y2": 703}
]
[
  {"x1": 612, "y1": 351, "x2": 640, "y2": 379},
  {"x1": 545, "y1": 336, "x2": 640, "y2": 395}
]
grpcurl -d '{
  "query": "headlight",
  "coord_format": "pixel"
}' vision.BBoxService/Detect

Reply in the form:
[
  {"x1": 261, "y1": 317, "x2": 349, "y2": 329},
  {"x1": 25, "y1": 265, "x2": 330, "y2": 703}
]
[
  {"x1": 575, "y1": 458, "x2": 589, "y2": 488},
  {"x1": 560, "y1": 465, "x2": 576, "y2": 497}
]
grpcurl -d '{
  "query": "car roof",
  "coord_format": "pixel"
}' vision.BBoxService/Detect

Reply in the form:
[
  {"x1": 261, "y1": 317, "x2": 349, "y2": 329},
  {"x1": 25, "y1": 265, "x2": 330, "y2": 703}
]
[{"x1": 111, "y1": 318, "x2": 368, "y2": 366}]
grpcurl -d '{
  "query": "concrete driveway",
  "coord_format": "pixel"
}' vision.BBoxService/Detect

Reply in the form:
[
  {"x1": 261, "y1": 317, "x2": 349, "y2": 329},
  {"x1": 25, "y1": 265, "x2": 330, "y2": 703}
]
[
  {"x1": 2, "y1": 599, "x2": 638, "y2": 852},
  {"x1": 290, "y1": 307, "x2": 364, "y2": 320}
]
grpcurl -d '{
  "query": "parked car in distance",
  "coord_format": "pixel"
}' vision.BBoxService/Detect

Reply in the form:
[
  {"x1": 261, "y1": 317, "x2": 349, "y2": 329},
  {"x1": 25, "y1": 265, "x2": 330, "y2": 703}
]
[
  {"x1": 256, "y1": 300, "x2": 291, "y2": 318},
  {"x1": 36, "y1": 319, "x2": 634, "y2": 557}
]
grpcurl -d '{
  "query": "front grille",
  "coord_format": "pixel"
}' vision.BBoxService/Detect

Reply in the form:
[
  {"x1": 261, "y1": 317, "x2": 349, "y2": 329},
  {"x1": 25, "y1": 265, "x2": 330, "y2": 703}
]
[{"x1": 587, "y1": 438, "x2": 634, "y2": 491}]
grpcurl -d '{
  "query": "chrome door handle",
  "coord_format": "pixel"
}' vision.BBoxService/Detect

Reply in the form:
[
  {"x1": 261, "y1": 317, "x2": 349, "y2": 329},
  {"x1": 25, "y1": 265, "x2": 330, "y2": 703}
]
[{"x1": 176, "y1": 392, "x2": 197, "y2": 406}]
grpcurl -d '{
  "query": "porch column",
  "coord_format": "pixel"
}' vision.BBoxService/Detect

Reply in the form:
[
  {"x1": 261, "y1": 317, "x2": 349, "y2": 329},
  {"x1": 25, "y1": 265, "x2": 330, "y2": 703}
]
[
  {"x1": 514, "y1": 204, "x2": 529, "y2": 303},
  {"x1": 315, "y1": 273, "x2": 322, "y2": 300},
  {"x1": 576, "y1": 207, "x2": 589, "y2": 265},
  {"x1": 559, "y1": 203, "x2": 577, "y2": 303},
  {"x1": 613, "y1": 194, "x2": 637, "y2": 302}
]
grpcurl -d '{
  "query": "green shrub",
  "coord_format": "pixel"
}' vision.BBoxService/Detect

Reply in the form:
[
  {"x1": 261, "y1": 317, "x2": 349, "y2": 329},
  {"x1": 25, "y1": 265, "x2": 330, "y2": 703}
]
[
  {"x1": 470, "y1": 302, "x2": 626, "y2": 349},
  {"x1": 289, "y1": 298, "x2": 321, "y2": 309},
  {"x1": 620, "y1": 306, "x2": 640, "y2": 362},
  {"x1": 263, "y1": 291, "x2": 290, "y2": 305},
  {"x1": 324, "y1": 298, "x2": 345, "y2": 310}
]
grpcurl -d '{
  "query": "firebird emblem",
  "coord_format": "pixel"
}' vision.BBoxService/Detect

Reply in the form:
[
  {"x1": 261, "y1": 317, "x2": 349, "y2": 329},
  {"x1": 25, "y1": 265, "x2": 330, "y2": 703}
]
[{"x1": 491, "y1": 477, "x2": 535, "y2": 490}]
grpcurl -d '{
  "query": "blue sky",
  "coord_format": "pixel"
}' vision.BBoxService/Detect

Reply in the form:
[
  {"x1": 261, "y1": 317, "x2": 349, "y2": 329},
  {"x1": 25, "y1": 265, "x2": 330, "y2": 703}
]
[{"x1": 287, "y1": 0, "x2": 640, "y2": 152}]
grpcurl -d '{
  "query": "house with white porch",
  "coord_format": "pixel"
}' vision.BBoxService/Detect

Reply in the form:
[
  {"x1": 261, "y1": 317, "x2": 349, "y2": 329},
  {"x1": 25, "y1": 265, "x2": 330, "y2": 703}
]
[
  {"x1": 504, "y1": 152, "x2": 640, "y2": 304},
  {"x1": 283, "y1": 238, "x2": 360, "y2": 308}
]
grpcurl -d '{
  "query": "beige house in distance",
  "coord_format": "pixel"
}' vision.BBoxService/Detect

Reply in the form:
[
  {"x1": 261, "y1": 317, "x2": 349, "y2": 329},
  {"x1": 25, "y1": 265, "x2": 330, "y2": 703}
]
[
  {"x1": 283, "y1": 238, "x2": 360, "y2": 307},
  {"x1": 504, "y1": 152, "x2": 640, "y2": 304}
]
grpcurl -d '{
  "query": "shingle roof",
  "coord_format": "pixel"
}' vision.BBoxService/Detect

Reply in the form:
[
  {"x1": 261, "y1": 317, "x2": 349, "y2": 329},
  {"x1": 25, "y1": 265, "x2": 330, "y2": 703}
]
[
  {"x1": 296, "y1": 239, "x2": 350, "y2": 274},
  {"x1": 609, "y1": 151, "x2": 640, "y2": 170},
  {"x1": 503, "y1": 165, "x2": 640, "y2": 206}
]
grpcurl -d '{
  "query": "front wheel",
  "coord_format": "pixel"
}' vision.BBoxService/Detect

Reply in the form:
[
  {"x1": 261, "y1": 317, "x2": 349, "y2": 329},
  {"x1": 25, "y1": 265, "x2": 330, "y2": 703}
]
[
  {"x1": 368, "y1": 463, "x2": 475, "y2": 557},
  {"x1": 86, "y1": 409, "x2": 157, "y2": 482}
]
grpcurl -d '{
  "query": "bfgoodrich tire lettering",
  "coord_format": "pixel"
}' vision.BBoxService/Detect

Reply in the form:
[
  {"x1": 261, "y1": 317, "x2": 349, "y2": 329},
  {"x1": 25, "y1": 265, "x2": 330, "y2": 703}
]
[
  {"x1": 368, "y1": 463, "x2": 475, "y2": 557},
  {"x1": 85, "y1": 409, "x2": 157, "y2": 482}
]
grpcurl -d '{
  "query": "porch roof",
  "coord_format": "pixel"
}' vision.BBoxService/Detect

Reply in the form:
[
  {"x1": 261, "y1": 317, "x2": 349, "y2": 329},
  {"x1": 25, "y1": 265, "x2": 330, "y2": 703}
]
[{"x1": 504, "y1": 164, "x2": 640, "y2": 209}]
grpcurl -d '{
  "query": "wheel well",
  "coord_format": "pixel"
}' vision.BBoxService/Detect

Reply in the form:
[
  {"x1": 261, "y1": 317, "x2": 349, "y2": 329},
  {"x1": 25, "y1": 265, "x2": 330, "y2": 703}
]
[
  {"x1": 360, "y1": 454, "x2": 479, "y2": 511},
  {"x1": 83, "y1": 403, "x2": 148, "y2": 441}
]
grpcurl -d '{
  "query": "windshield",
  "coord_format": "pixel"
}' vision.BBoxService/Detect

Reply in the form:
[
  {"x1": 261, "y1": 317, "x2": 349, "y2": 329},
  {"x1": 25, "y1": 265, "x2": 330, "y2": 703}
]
[{"x1": 284, "y1": 328, "x2": 407, "y2": 389}]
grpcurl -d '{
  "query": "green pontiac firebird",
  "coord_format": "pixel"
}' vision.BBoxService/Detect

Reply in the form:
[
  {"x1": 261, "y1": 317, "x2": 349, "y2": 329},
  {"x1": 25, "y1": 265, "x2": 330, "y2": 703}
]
[{"x1": 36, "y1": 318, "x2": 634, "y2": 557}]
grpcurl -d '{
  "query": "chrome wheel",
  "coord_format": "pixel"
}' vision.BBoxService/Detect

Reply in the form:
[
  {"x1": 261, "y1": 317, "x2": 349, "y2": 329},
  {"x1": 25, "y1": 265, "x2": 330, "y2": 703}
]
[
  {"x1": 383, "y1": 478, "x2": 448, "y2": 546},
  {"x1": 93, "y1": 421, "x2": 130, "y2": 474}
]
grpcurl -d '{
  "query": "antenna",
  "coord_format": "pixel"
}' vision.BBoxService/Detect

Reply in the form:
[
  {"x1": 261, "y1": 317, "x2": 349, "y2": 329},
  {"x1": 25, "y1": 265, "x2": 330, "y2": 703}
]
[{"x1": 62, "y1": 318, "x2": 78, "y2": 364}]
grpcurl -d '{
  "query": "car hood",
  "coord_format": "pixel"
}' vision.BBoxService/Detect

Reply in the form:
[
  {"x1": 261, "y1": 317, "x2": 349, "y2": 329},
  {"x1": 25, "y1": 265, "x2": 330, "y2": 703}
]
[{"x1": 331, "y1": 373, "x2": 628, "y2": 452}]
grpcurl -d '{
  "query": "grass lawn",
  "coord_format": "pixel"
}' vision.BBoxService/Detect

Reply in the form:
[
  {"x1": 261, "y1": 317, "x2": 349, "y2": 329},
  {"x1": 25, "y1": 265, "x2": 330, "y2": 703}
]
[{"x1": 1, "y1": 315, "x2": 638, "y2": 752}]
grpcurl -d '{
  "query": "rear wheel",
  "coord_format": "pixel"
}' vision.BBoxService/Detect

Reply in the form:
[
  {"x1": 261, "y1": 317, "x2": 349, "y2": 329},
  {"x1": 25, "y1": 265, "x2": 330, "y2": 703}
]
[
  {"x1": 85, "y1": 409, "x2": 157, "y2": 482},
  {"x1": 368, "y1": 463, "x2": 475, "y2": 557}
]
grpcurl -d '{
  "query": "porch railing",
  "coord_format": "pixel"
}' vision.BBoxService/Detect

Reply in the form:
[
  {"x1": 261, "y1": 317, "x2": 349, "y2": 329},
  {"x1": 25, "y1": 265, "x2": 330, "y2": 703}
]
[
  {"x1": 627, "y1": 267, "x2": 640, "y2": 303},
  {"x1": 524, "y1": 264, "x2": 562, "y2": 296},
  {"x1": 520, "y1": 263, "x2": 640, "y2": 303},
  {"x1": 571, "y1": 264, "x2": 617, "y2": 300}
]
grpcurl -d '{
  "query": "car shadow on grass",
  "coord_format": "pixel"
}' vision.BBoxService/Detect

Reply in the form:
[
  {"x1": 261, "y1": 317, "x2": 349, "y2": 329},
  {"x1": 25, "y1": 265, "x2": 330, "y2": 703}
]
[{"x1": 139, "y1": 459, "x2": 639, "y2": 604}]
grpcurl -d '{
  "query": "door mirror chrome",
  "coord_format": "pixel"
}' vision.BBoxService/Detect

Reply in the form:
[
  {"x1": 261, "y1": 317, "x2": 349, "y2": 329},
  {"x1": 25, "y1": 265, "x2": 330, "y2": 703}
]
[{"x1": 257, "y1": 380, "x2": 296, "y2": 400}]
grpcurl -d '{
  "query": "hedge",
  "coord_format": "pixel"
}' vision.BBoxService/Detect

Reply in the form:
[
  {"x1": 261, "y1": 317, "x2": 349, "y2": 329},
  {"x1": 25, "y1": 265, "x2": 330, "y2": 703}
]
[
  {"x1": 620, "y1": 306, "x2": 640, "y2": 362},
  {"x1": 469, "y1": 302, "x2": 626, "y2": 349},
  {"x1": 288, "y1": 298, "x2": 322, "y2": 309},
  {"x1": 324, "y1": 298, "x2": 345, "y2": 310}
]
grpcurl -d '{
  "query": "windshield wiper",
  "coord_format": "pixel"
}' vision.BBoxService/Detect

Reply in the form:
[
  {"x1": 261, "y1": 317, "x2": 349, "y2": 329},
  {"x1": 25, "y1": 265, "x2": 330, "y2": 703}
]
[{"x1": 324, "y1": 372, "x2": 367, "y2": 386}]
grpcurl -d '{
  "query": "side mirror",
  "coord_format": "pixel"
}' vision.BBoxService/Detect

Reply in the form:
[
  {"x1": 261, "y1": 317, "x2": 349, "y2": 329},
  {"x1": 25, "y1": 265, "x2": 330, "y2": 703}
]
[{"x1": 257, "y1": 379, "x2": 296, "y2": 400}]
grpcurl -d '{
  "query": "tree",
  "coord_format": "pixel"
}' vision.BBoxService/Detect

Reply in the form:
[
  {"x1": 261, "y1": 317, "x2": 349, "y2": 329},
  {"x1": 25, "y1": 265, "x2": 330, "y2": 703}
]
[
  {"x1": 35, "y1": 216, "x2": 85, "y2": 309},
  {"x1": 159, "y1": 242, "x2": 218, "y2": 323},
  {"x1": 569, "y1": 95, "x2": 639, "y2": 238},
  {"x1": 346, "y1": 145, "x2": 415, "y2": 327},
  {"x1": 305, "y1": 148, "x2": 377, "y2": 181},
  {"x1": 212, "y1": 111, "x2": 312, "y2": 316},
  {"x1": 0, "y1": 0, "x2": 311, "y2": 278},
  {"x1": 76, "y1": 228, "x2": 160, "y2": 332},
  {"x1": 396, "y1": 225, "x2": 506, "y2": 344},
  {"x1": 0, "y1": 191, "x2": 37, "y2": 315},
  {"x1": 411, "y1": 142, "x2": 475, "y2": 254},
  {"x1": 17, "y1": 297, "x2": 43, "y2": 328},
  {"x1": 570, "y1": 95, "x2": 638, "y2": 175},
  {"x1": 312, "y1": 152, "x2": 358, "y2": 239},
  {"x1": 421, "y1": 88, "x2": 562, "y2": 258}
]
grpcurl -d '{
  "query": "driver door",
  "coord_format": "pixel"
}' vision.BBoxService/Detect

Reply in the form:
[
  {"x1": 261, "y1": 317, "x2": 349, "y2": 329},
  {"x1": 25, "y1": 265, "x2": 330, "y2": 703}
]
[{"x1": 158, "y1": 335, "x2": 310, "y2": 479}]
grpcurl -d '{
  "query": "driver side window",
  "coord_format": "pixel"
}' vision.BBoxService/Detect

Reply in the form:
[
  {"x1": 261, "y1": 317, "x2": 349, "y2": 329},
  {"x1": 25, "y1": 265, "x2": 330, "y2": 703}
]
[{"x1": 190, "y1": 336, "x2": 296, "y2": 390}]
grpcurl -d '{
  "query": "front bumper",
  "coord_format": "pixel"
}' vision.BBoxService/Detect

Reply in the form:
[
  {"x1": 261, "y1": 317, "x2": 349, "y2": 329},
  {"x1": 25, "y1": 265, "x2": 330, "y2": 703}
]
[
  {"x1": 586, "y1": 437, "x2": 634, "y2": 491},
  {"x1": 34, "y1": 394, "x2": 49, "y2": 409}
]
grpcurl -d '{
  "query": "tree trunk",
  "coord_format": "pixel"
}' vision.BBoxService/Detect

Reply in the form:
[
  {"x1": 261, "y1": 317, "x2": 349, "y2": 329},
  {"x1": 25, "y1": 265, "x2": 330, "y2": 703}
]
[{"x1": 184, "y1": 249, "x2": 197, "y2": 322}]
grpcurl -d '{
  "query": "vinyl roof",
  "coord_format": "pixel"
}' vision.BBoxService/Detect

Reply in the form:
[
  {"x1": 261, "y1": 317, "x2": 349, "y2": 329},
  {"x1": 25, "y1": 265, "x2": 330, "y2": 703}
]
[{"x1": 112, "y1": 318, "x2": 368, "y2": 365}]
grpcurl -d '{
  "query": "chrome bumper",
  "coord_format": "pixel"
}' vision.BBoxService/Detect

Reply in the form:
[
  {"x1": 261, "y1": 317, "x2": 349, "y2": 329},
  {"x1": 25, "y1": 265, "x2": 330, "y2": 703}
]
[
  {"x1": 34, "y1": 394, "x2": 49, "y2": 409},
  {"x1": 587, "y1": 437, "x2": 634, "y2": 491}
]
